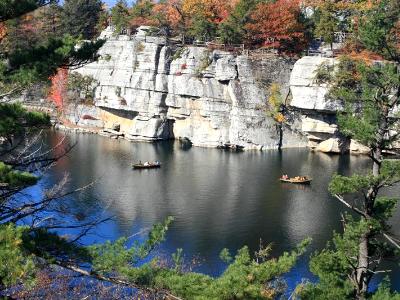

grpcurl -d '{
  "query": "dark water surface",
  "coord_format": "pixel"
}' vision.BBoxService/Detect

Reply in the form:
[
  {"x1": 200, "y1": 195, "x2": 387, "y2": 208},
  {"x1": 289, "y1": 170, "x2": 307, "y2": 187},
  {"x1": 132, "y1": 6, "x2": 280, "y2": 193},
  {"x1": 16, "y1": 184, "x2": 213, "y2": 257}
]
[{"x1": 35, "y1": 130, "x2": 400, "y2": 291}]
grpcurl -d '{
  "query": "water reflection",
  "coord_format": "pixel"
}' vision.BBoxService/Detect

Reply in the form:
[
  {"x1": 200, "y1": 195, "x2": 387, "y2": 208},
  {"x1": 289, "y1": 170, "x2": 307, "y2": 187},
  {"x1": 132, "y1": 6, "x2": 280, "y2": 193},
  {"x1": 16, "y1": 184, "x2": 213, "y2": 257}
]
[{"x1": 38, "y1": 130, "x2": 400, "y2": 288}]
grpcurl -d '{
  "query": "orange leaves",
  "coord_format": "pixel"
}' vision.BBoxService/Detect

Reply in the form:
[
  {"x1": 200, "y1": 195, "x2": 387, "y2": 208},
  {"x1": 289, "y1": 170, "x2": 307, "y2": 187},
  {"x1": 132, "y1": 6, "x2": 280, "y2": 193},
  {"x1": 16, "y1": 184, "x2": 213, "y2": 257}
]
[
  {"x1": 0, "y1": 23, "x2": 6, "y2": 41},
  {"x1": 152, "y1": 0, "x2": 184, "y2": 30},
  {"x1": 48, "y1": 68, "x2": 68, "y2": 109},
  {"x1": 246, "y1": 0, "x2": 307, "y2": 53},
  {"x1": 182, "y1": 0, "x2": 236, "y2": 24}
]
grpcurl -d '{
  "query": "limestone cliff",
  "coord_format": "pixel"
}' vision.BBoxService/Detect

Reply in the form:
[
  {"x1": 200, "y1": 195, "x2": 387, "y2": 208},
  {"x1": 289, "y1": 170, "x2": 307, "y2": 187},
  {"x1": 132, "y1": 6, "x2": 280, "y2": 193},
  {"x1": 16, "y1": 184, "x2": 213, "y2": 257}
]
[
  {"x1": 74, "y1": 27, "x2": 311, "y2": 150},
  {"x1": 75, "y1": 27, "x2": 358, "y2": 152}
]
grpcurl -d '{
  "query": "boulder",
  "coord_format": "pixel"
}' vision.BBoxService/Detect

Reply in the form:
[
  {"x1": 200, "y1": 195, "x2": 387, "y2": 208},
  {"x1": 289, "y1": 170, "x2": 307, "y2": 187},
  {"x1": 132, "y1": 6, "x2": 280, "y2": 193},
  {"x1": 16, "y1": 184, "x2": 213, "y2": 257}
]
[
  {"x1": 315, "y1": 138, "x2": 349, "y2": 154},
  {"x1": 350, "y1": 140, "x2": 370, "y2": 155}
]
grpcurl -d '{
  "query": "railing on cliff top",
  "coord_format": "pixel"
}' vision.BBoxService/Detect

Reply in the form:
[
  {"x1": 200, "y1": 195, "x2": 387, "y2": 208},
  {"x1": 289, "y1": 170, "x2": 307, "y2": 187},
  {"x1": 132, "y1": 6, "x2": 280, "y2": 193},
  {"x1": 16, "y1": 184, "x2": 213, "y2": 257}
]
[{"x1": 108, "y1": 26, "x2": 352, "y2": 59}]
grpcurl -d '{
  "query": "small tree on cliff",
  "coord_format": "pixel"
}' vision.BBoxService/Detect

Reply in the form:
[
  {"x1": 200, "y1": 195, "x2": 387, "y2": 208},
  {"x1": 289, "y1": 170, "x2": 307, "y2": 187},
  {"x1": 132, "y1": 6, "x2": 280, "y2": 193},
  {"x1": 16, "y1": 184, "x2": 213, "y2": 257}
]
[
  {"x1": 267, "y1": 83, "x2": 286, "y2": 151},
  {"x1": 299, "y1": 1, "x2": 400, "y2": 298}
]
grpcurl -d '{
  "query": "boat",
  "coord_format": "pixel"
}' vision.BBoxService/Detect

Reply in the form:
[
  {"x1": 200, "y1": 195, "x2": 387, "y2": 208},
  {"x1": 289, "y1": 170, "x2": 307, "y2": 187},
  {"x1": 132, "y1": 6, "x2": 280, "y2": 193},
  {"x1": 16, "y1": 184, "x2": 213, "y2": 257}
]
[
  {"x1": 279, "y1": 176, "x2": 312, "y2": 184},
  {"x1": 217, "y1": 143, "x2": 245, "y2": 152},
  {"x1": 132, "y1": 162, "x2": 161, "y2": 169}
]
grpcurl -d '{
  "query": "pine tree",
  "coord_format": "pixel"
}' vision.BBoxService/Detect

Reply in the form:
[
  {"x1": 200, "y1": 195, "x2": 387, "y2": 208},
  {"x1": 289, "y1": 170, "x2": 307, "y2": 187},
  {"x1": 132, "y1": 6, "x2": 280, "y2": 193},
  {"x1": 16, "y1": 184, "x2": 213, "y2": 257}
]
[
  {"x1": 61, "y1": 0, "x2": 103, "y2": 39},
  {"x1": 111, "y1": 0, "x2": 130, "y2": 35},
  {"x1": 217, "y1": 0, "x2": 258, "y2": 44},
  {"x1": 299, "y1": 1, "x2": 400, "y2": 298},
  {"x1": 314, "y1": 1, "x2": 339, "y2": 50}
]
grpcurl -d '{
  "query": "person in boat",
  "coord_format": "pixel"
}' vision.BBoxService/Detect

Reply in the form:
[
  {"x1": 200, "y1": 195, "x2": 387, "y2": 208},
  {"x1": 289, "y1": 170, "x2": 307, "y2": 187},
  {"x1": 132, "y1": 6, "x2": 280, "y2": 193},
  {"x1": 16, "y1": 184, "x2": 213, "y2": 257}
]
[
  {"x1": 144, "y1": 161, "x2": 149, "y2": 166},
  {"x1": 281, "y1": 174, "x2": 289, "y2": 180}
]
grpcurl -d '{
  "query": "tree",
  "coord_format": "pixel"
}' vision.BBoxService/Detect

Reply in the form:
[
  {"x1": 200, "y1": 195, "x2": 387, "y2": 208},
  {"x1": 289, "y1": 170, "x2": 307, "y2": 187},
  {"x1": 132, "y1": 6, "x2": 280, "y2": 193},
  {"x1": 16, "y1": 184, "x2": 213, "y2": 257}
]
[
  {"x1": 61, "y1": 0, "x2": 103, "y2": 39},
  {"x1": 111, "y1": 0, "x2": 130, "y2": 35},
  {"x1": 181, "y1": 0, "x2": 235, "y2": 40},
  {"x1": 130, "y1": 0, "x2": 156, "y2": 28},
  {"x1": 314, "y1": 1, "x2": 339, "y2": 50},
  {"x1": 38, "y1": 3, "x2": 63, "y2": 38},
  {"x1": 267, "y1": 83, "x2": 286, "y2": 151},
  {"x1": 0, "y1": 0, "x2": 56, "y2": 22},
  {"x1": 299, "y1": 1, "x2": 400, "y2": 298},
  {"x1": 217, "y1": 0, "x2": 258, "y2": 44},
  {"x1": 246, "y1": 0, "x2": 308, "y2": 54}
]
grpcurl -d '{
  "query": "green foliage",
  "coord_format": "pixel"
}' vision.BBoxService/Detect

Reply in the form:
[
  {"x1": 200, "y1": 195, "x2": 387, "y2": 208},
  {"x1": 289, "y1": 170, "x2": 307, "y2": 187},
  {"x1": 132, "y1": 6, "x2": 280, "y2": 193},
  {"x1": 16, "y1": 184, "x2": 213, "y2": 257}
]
[
  {"x1": 371, "y1": 279, "x2": 400, "y2": 300},
  {"x1": 298, "y1": 217, "x2": 371, "y2": 299},
  {"x1": 90, "y1": 216, "x2": 174, "y2": 276},
  {"x1": 314, "y1": 1, "x2": 339, "y2": 48},
  {"x1": 61, "y1": 0, "x2": 103, "y2": 39},
  {"x1": 329, "y1": 173, "x2": 376, "y2": 195},
  {"x1": 0, "y1": 0, "x2": 54, "y2": 22},
  {"x1": 0, "y1": 224, "x2": 35, "y2": 287},
  {"x1": 0, "y1": 102, "x2": 50, "y2": 143},
  {"x1": 67, "y1": 72, "x2": 97, "y2": 103},
  {"x1": 314, "y1": 61, "x2": 335, "y2": 84},
  {"x1": 307, "y1": 5, "x2": 400, "y2": 295},
  {"x1": 171, "y1": 47, "x2": 187, "y2": 61},
  {"x1": 267, "y1": 83, "x2": 285, "y2": 123},
  {"x1": 217, "y1": 0, "x2": 258, "y2": 44},
  {"x1": 358, "y1": 0, "x2": 400, "y2": 61},
  {"x1": 172, "y1": 248, "x2": 184, "y2": 271},
  {"x1": 111, "y1": 0, "x2": 130, "y2": 35},
  {"x1": 328, "y1": 57, "x2": 400, "y2": 147},
  {"x1": 194, "y1": 51, "x2": 212, "y2": 77},
  {"x1": 219, "y1": 248, "x2": 232, "y2": 264},
  {"x1": 152, "y1": 239, "x2": 311, "y2": 300},
  {"x1": 131, "y1": 0, "x2": 153, "y2": 22},
  {"x1": 188, "y1": 15, "x2": 217, "y2": 41},
  {"x1": 0, "y1": 162, "x2": 38, "y2": 187}
]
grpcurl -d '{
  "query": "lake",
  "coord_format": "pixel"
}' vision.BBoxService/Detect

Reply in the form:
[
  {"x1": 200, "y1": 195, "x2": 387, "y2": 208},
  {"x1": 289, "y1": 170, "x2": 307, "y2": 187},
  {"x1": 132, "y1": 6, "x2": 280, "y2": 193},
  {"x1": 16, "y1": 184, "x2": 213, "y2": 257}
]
[{"x1": 33, "y1": 130, "x2": 400, "y2": 292}]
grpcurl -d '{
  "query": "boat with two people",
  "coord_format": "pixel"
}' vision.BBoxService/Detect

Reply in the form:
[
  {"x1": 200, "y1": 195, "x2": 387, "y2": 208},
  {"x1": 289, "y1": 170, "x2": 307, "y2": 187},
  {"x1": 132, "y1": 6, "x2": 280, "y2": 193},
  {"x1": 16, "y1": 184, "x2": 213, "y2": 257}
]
[
  {"x1": 132, "y1": 161, "x2": 161, "y2": 169},
  {"x1": 279, "y1": 174, "x2": 312, "y2": 184}
]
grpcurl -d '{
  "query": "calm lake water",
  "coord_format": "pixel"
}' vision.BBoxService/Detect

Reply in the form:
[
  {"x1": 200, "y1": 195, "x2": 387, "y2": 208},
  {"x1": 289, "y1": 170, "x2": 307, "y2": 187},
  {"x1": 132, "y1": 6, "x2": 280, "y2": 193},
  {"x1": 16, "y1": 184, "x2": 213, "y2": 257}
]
[{"x1": 33, "y1": 130, "x2": 400, "y2": 292}]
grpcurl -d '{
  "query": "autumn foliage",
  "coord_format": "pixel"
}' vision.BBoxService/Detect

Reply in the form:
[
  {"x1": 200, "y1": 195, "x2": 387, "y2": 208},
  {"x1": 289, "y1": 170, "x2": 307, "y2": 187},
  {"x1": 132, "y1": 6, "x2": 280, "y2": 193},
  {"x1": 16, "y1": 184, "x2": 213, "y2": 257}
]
[
  {"x1": 48, "y1": 68, "x2": 68, "y2": 109},
  {"x1": 246, "y1": 0, "x2": 307, "y2": 53}
]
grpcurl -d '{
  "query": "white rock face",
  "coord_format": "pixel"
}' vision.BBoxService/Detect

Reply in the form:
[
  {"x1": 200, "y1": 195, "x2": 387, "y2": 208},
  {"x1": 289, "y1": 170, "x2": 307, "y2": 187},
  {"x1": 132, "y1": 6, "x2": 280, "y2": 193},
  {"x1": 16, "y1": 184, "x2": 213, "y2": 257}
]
[
  {"x1": 74, "y1": 27, "x2": 308, "y2": 150},
  {"x1": 290, "y1": 56, "x2": 343, "y2": 112},
  {"x1": 315, "y1": 138, "x2": 348, "y2": 154},
  {"x1": 350, "y1": 140, "x2": 370, "y2": 154}
]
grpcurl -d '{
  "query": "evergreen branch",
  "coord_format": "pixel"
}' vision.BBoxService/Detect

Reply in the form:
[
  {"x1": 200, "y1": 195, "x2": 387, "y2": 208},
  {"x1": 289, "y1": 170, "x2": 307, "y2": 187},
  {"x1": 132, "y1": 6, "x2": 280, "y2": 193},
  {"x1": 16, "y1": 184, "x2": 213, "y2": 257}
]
[
  {"x1": 383, "y1": 233, "x2": 400, "y2": 250},
  {"x1": 53, "y1": 260, "x2": 184, "y2": 300},
  {"x1": 334, "y1": 194, "x2": 368, "y2": 218}
]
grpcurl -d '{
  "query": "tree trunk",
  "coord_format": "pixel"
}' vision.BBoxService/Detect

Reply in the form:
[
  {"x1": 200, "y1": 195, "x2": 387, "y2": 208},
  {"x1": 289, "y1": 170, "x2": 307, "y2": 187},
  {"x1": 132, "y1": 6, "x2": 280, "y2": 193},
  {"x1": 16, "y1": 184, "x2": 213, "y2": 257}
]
[{"x1": 355, "y1": 233, "x2": 369, "y2": 299}]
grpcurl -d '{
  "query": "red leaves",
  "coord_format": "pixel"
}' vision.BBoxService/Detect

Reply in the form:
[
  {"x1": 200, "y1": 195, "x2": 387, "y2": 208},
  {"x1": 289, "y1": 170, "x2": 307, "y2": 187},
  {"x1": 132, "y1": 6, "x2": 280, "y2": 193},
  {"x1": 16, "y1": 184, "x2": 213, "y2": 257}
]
[
  {"x1": 246, "y1": 0, "x2": 307, "y2": 54},
  {"x1": 48, "y1": 68, "x2": 68, "y2": 110}
]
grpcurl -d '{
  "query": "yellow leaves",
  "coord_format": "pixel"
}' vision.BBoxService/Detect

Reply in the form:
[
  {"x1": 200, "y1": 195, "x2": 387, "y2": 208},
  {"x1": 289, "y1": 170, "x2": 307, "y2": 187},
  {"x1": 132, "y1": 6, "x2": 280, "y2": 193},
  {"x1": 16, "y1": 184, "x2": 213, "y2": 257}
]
[
  {"x1": 266, "y1": 83, "x2": 286, "y2": 124},
  {"x1": 275, "y1": 113, "x2": 286, "y2": 123},
  {"x1": 181, "y1": 0, "x2": 236, "y2": 23},
  {"x1": 261, "y1": 287, "x2": 276, "y2": 299}
]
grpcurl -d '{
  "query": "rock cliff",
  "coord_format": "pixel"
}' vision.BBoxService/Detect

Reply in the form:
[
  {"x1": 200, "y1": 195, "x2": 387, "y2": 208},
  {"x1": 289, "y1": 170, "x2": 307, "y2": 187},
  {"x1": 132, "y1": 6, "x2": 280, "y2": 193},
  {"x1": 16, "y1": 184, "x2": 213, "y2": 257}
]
[{"x1": 73, "y1": 27, "x2": 348, "y2": 151}]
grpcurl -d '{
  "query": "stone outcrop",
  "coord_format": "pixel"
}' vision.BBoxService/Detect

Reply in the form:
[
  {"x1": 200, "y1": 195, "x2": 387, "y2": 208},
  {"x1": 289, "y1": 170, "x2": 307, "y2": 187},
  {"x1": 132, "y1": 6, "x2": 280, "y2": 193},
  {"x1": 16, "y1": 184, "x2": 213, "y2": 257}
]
[
  {"x1": 75, "y1": 26, "x2": 308, "y2": 150},
  {"x1": 72, "y1": 27, "x2": 370, "y2": 153}
]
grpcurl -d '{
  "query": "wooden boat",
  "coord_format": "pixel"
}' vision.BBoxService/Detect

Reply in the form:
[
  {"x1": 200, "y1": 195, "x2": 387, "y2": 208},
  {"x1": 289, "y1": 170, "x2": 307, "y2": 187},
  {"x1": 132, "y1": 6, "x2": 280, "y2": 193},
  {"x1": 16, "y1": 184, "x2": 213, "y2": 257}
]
[
  {"x1": 280, "y1": 177, "x2": 312, "y2": 184},
  {"x1": 217, "y1": 143, "x2": 245, "y2": 152},
  {"x1": 132, "y1": 162, "x2": 161, "y2": 169}
]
